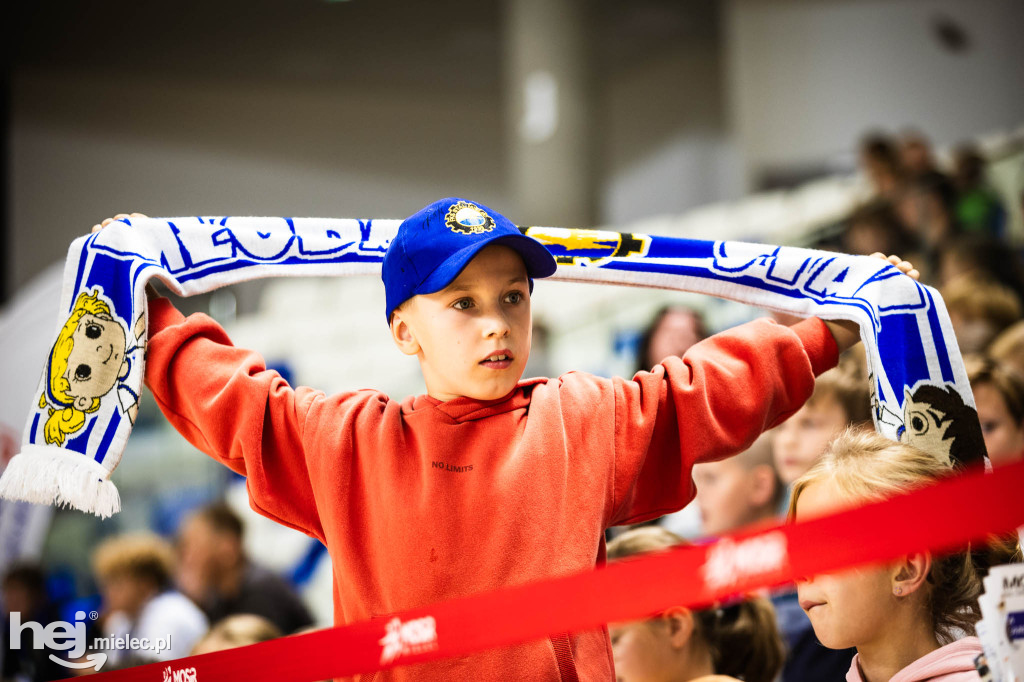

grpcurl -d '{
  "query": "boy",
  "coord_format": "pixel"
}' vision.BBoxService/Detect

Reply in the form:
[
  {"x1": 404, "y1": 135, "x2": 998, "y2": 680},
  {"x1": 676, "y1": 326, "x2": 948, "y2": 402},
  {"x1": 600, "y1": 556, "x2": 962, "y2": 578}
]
[
  {"x1": 772, "y1": 352, "x2": 872, "y2": 490},
  {"x1": 101, "y1": 198, "x2": 896, "y2": 680},
  {"x1": 692, "y1": 431, "x2": 781, "y2": 536}
]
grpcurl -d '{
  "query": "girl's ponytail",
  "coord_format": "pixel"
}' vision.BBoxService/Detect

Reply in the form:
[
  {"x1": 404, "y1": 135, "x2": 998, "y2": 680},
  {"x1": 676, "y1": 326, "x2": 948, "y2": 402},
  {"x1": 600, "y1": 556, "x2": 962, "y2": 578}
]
[{"x1": 695, "y1": 598, "x2": 785, "y2": 682}]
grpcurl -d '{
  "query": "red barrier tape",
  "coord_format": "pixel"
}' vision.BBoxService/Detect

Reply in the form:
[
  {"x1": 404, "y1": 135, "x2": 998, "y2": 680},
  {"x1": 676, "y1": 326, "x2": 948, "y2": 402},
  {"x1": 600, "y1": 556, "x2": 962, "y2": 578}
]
[{"x1": 72, "y1": 460, "x2": 1024, "y2": 682}]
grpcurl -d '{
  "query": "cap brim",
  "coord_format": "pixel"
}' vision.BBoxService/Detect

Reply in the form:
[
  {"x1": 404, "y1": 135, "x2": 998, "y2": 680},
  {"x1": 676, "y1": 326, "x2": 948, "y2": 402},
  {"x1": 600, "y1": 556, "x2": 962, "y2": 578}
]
[{"x1": 417, "y1": 233, "x2": 557, "y2": 297}]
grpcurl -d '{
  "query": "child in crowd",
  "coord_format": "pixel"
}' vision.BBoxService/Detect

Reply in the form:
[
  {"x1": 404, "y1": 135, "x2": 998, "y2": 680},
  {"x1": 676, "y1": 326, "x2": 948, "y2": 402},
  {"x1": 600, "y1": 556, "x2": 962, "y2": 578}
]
[
  {"x1": 95, "y1": 200, "x2": 912, "y2": 681},
  {"x1": 963, "y1": 355, "x2": 1024, "y2": 577},
  {"x1": 92, "y1": 533, "x2": 208, "y2": 665},
  {"x1": 606, "y1": 526, "x2": 784, "y2": 682},
  {"x1": 773, "y1": 352, "x2": 871, "y2": 492},
  {"x1": 990, "y1": 320, "x2": 1024, "y2": 376},
  {"x1": 692, "y1": 431, "x2": 781, "y2": 537},
  {"x1": 790, "y1": 429, "x2": 983, "y2": 682},
  {"x1": 965, "y1": 355, "x2": 1024, "y2": 467},
  {"x1": 634, "y1": 304, "x2": 708, "y2": 373},
  {"x1": 942, "y1": 275, "x2": 1023, "y2": 355},
  {"x1": 769, "y1": 353, "x2": 871, "y2": 682}
]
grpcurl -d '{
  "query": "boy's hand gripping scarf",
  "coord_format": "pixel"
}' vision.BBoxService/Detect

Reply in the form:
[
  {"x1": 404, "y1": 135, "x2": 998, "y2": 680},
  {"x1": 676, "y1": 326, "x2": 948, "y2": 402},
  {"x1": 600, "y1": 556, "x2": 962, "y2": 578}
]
[{"x1": 0, "y1": 217, "x2": 986, "y2": 517}]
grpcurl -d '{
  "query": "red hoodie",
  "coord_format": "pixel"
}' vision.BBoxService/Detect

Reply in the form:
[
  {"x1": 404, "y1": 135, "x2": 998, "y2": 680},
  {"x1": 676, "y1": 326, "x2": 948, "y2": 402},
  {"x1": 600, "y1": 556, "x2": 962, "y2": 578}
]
[{"x1": 145, "y1": 298, "x2": 837, "y2": 681}]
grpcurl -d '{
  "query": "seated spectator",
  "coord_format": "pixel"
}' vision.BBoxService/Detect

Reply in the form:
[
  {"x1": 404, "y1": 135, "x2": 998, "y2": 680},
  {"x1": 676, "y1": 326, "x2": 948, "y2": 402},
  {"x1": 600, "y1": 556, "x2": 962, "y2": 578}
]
[
  {"x1": 942, "y1": 275, "x2": 1023, "y2": 354},
  {"x1": 963, "y1": 357, "x2": 1024, "y2": 578},
  {"x1": 841, "y1": 201, "x2": 916, "y2": 259},
  {"x1": 773, "y1": 352, "x2": 871, "y2": 492},
  {"x1": 92, "y1": 532, "x2": 208, "y2": 664},
  {"x1": 859, "y1": 133, "x2": 905, "y2": 201},
  {"x1": 990, "y1": 320, "x2": 1024, "y2": 376},
  {"x1": 952, "y1": 144, "x2": 1006, "y2": 237},
  {"x1": 790, "y1": 429, "x2": 982, "y2": 682},
  {"x1": 636, "y1": 304, "x2": 708, "y2": 372},
  {"x1": 964, "y1": 355, "x2": 1024, "y2": 467},
  {"x1": 2, "y1": 563, "x2": 67, "y2": 681},
  {"x1": 692, "y1": 431, "x2": 781, "y2": 537},
  {"x1": 636, "y1": 305, "x2": 708, "y2": 540},
  {"x1": 191, "y1": 614, "x2": 283, "y2": 655},
  {"x1": 176, "y1": 502, "x2": 314, "y2": 635},
  {"x1": 899, "y1": 130, "x2": 939, "y2": 178},
  {"x1": 897, "y1": 171, "x2": 959, "y2": 272},
  {"x1": 937, "y1": 234, "x2": 1024, "y2": 305},
  {"x1": 606, "y1": 527, "x2": 784, "y2": 682}
]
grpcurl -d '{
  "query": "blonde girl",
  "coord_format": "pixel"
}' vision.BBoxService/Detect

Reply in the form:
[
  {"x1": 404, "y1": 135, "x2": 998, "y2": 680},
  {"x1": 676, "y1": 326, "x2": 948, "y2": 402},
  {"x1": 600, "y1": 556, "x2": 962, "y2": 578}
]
[
  {"x1": 606, "y1": 526, "x2": 785, "y2": 682},
  {"x1": 789, "y1": 428, "x2": 982, "y2": 682}
]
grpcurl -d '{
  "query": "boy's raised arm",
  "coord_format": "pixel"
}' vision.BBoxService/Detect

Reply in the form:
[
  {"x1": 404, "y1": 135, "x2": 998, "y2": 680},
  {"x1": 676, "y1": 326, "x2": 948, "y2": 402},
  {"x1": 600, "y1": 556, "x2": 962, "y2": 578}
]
[
  {"x1": 608, "y1": 315, "x2": 836, "y2": 527},
  {"x1": 92, "y1": 216, "x2": 332, "y2": 540},
  {"x1": 145, "y1": 295, "x2": 328, "y2": 541}
]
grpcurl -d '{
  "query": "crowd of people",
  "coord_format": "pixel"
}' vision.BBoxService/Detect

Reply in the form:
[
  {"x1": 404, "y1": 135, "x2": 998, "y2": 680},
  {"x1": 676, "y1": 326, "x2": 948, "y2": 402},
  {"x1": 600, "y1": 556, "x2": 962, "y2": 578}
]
[
  {"x1": 2, "y1": 129, "x2": 1022, "y2": 682},
  {"x1": 3, "y1": 503, "x2": 312, "y2": 680},
  {"x1": 611, "y1": 129, "x2": 1023, "y2": 681}
]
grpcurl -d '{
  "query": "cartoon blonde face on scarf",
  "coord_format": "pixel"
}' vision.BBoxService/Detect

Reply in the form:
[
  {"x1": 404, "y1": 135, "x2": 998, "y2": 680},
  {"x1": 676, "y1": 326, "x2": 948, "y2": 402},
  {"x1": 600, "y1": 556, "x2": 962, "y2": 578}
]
[{"x1": 41, "y1": 289, "x2": 133, "y2": 446}]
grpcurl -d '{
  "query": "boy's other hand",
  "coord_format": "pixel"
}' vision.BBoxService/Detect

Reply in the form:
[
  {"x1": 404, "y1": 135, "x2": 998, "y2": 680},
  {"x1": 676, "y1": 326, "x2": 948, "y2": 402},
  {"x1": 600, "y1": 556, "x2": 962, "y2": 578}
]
[
  {"x1": 869, "y1": 252, "x2": 920, "y2": 281},
  {"x1": 91, "y1": 212, "x2": 147, "y2": 233},
  {"x1": 823, "y1": 253, "x2": 920, "y2": 352}
]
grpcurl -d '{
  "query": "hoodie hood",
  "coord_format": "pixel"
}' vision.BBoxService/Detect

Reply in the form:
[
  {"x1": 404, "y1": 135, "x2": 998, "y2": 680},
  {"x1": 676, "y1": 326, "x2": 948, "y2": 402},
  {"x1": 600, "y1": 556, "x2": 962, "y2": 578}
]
[{"x1": 847, "y1": 637, "x2": 984, "y2": 682}]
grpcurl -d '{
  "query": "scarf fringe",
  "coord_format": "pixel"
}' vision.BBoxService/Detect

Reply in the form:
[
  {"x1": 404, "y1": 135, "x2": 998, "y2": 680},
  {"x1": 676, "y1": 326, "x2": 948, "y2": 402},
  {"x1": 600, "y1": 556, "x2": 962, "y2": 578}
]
[{"x1": 0, "y1": 446, "x2": 120, "y2": 518}]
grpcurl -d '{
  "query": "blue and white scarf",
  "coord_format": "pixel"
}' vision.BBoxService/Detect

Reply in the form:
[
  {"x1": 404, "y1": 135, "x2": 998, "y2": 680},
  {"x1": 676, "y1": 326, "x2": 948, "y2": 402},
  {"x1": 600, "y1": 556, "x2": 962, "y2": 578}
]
[{"x1": 0, "y1": 216, "x2": 985, "y2": 517}]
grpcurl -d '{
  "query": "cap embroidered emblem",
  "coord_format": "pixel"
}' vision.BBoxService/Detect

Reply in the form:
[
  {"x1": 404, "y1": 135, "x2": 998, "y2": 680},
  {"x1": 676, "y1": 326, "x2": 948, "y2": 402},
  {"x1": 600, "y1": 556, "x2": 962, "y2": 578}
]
[{"x1": 445, "y1": 201, "x2": 495, "y2": 235}]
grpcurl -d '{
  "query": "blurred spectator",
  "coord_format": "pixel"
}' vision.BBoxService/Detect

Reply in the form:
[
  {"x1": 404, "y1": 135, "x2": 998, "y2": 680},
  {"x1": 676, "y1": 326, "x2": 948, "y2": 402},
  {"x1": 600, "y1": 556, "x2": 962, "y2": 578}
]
[
  {"x1": 952, "y1": 144, "x2": 1006, "y2": 237},
  {"x1": 990, "y1": 320, "x2": 1024, "y2": 376},
  {"x1": 841, "y1": 201, "x2": 915, "y2": 258},
  {"x1": 773, "y1": 351, "x2": 871, "y2": 490},
  {"x1": 523, "y1": 319, "x2": 553, "y2": 379},
  {"x1": 190, "y1": 614, "x2": 283, "y2": 655},
  {"x1": 631, "y1": 305, "x2": 708, "y2": 540},
  {"x1": 176, "y1": 502, "x2": 314, "y2": 635},
  {"x1": 606, "y1": 527, "x2": 784, "y2": 682},
  {"x1": 896, "y1": 170, "x2": 958, "y2": 268},
  {"x1": 635, "y1": 305, "x2": 707, "y2": 372},
  {"x1": 859, "y1": 133, "x2": 905, "y2": 201},
  {"x1": 963, "y1": 355, "x2": 1024, "y2": 577},
  {"x1": 937, "y1": 234, "x2": 1024, "y2": 303},
  {"x1": 2, "y1": 563, "x2": 67, "y2": 681},
  {"x1": 941, "y1": 275, "x2": 1023, "y2": 354},
  {"x1": 964, "y1": 355, "x2": 1024, "y2": 467},
  {"x1": 92, "y1": 533, "x2": 208, "y2": 664},
  {"x1": 692, "y1": 431, "x2": 781, "y2": 537},
  {"x1": 899, "y1": 129, "x2": 939, "y2": 178}
]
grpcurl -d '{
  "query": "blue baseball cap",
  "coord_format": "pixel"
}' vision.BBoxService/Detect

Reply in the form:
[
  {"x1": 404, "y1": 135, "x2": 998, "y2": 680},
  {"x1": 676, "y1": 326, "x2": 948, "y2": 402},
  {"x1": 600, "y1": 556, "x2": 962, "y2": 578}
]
[{"x1": 382, "y1": 197, "x2": 557, "y2": 321}]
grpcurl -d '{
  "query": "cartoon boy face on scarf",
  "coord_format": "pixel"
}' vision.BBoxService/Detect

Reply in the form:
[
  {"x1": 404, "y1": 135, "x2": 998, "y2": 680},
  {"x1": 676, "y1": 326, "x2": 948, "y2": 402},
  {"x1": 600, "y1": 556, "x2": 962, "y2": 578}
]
[
  {"x1": 898, "y1": 383, "x2": 987, "y2": 467},
  {"x1": 41, "y1": 289, "x2": 134, "y2": 446}
]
